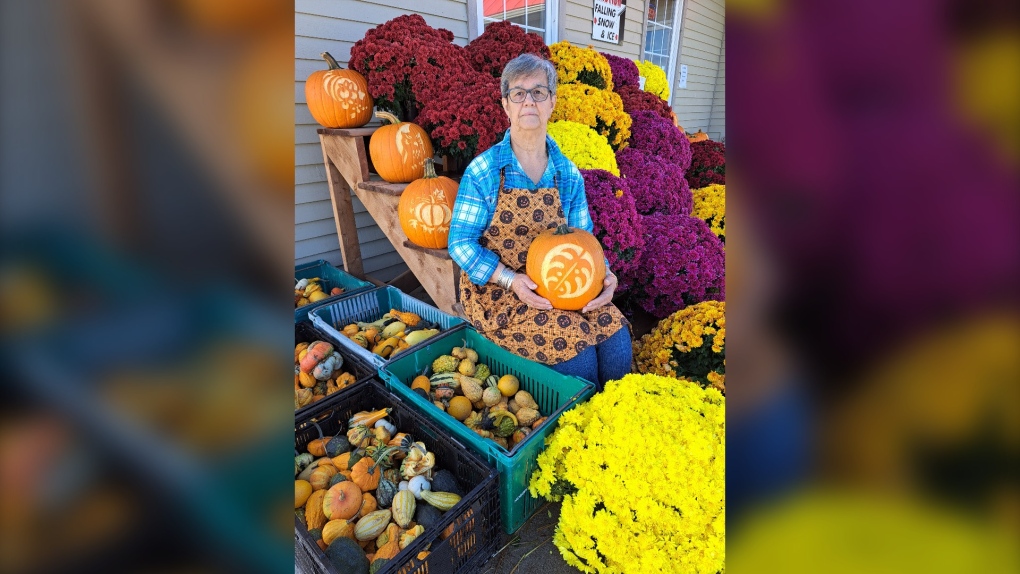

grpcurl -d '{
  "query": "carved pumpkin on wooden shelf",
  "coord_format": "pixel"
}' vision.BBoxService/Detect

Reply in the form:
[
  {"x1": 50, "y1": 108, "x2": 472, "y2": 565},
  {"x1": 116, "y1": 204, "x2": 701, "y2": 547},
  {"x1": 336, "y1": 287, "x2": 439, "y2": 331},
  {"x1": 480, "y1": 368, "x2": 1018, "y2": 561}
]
[
  {"x1": 526, "y1": 224, "x2": 606, "y2": 311},
  {"x1": 369, "y1": 112, "x2": 434, "y2": 183},
  {"x1": 687, "y1": 129, "x2": 710, "y2": 143},
  {"x1": 305, "y1": 52, "x2": 374, "y2": 129},
  {"x1": 398, "y1": 159, "x2": 458, "y2": 249}
]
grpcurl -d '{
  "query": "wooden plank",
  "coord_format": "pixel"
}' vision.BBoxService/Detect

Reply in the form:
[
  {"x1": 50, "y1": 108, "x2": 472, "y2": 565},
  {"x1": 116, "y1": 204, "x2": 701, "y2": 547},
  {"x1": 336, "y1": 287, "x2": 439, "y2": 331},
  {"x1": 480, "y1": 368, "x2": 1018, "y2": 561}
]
[
  {"x1": 318, "y1": 127, "x2": 378, "y2": 137},
  {"x1": 321, "y1": 143, "x2": 365, "y2": 278},
  {"x1": 358, "y1": 179, "x2": 408, "y2": 197},
  {"x1": 320, "y1": 133, "x2": 370, "y2": 188},
  {"x1": 403, "y1": 240, "x2": 452, "y2": 260}
]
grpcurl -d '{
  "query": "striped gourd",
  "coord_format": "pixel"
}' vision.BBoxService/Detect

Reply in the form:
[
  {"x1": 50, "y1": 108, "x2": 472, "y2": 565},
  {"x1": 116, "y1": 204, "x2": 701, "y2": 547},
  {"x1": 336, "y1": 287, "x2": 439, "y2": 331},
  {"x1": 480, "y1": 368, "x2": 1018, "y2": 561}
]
[
  {"x1": 391, "y1": 490, "x2": 416, "y2": 528},
  {"x1": 420, "y1": 490, "x2": 462, "y2": 512}
]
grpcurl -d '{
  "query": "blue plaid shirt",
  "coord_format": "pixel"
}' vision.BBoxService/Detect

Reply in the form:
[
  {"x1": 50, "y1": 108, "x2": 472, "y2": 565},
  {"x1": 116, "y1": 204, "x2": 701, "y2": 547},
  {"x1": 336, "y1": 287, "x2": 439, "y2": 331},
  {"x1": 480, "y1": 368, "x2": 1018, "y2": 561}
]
[{"x1": 449, "y1": 131, "x2": 603, "y2": 285}]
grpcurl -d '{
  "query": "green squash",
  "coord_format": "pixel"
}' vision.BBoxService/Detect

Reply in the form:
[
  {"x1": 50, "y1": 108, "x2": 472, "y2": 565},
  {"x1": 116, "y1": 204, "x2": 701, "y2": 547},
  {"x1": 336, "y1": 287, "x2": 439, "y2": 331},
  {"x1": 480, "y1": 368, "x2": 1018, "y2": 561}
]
[
  {"x1": 324, "y1": 537, "x2": 369, "y2": 574},
  {"x1": 430, "y1": 469, "x2": 463, "y2": 496},
  {"x1": 325, "y1": 435, "x2": 352, "y2": 457},
  {"x1": 414, "y1": 503, "x2": 443, "y2": 530},
  {"x1": 376, "y1": 478, "x2": 398, "y2": 508}
]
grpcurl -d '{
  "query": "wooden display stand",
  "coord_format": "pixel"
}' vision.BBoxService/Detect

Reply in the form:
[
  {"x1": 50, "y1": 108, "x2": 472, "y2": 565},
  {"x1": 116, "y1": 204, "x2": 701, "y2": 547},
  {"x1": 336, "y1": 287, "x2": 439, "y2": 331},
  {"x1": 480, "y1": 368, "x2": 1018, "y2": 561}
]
[{"x1": 318, "y1": 127, "x2": 465, "y2": 317}]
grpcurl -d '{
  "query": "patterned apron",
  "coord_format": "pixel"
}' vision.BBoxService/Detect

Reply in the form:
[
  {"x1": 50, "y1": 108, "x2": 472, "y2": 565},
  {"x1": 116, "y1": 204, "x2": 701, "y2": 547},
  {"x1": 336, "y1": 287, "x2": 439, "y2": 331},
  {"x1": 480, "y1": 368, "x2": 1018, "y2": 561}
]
[{"x1": 460, "y1": 168, "x2": 628, "y2": 365}]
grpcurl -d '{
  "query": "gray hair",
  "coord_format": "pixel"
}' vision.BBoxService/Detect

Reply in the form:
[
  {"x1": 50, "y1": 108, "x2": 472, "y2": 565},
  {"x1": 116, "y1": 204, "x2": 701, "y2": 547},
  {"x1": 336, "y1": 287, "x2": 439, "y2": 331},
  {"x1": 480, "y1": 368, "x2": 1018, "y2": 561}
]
[{"x1": 500, "y1": 53, "x2": 557, "y2": 98}]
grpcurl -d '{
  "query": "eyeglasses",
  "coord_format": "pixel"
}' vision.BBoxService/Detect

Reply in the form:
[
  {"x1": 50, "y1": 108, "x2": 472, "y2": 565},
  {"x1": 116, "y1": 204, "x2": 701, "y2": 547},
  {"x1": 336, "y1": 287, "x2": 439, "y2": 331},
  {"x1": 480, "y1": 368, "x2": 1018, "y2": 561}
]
[{"x1": 505, "y1": 86, "x2": 552, "y2": 103}]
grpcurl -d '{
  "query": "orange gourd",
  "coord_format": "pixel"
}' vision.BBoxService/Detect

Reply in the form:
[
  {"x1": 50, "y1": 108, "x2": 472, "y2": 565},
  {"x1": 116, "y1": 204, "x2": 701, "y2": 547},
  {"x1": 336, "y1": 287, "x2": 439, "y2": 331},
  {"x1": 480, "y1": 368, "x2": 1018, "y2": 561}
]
[
  {"x1": 369, "y1": 111, "x2": 434, "y2": 183},
  {"x1": 322, "y1": 480, "x2": 363, "y2": 520},
  {"x1": 526, "y1": 224, "x2": 606, "y2": 311},
  {"x1": 350, "y1": 457, "x2": 381, "y2": 492},
  {"x1": 398, "y1": 159, "x2": 458, "y2": 249},
  {"x1": 305, "y1": 52, "x2": 374, "y2": 129}
]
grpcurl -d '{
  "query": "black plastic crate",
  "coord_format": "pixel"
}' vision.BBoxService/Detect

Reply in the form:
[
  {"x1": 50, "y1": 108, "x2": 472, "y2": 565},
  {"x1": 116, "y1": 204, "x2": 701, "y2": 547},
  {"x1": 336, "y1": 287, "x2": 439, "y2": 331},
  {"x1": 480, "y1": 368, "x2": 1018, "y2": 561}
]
[
  {"x1": 295, "y1": 321, "x2": 376, "y2": 419},
  {"x1": 295, "y1": 380, "x2": 499, "y2": 574}
]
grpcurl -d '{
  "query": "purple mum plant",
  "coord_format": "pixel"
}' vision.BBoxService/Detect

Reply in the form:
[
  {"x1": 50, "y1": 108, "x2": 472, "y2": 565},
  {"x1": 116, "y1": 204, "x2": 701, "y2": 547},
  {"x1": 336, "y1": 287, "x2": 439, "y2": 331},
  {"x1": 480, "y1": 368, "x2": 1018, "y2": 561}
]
[
  {"x1": 600, "y1": 52, "x2": 640, "y2": 89},
  {"x1": 616, "y1": 147, "x2": 692, "y2": 216},
  {"x1": 628, "y1": 111, "x2": 692, "y2": 172},
  {"x1": 623, "y1": 213, "x2": 725, "y2": 318},
  {"x1": 580, "y1": 168, "x2": 646, "y2": 279}
]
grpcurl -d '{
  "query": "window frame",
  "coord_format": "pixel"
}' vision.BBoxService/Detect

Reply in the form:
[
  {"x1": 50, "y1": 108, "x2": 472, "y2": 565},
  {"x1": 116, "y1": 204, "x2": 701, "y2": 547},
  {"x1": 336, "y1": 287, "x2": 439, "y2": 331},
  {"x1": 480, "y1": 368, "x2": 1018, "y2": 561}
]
[
  {"x1": 471, "y1": 0, "x2": 560, "y2": 44},
  {"x1": 641, "y1": 0, "x2": 684, "y2": 106}
]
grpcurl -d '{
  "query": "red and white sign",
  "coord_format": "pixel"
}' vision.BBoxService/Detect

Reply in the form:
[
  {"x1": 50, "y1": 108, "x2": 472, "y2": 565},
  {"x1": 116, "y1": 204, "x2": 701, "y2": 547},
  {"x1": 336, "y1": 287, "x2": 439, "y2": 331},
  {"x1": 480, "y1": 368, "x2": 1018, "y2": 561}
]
[{"x1": 592, "y1": 0, "x2": 626, "y2": 44}]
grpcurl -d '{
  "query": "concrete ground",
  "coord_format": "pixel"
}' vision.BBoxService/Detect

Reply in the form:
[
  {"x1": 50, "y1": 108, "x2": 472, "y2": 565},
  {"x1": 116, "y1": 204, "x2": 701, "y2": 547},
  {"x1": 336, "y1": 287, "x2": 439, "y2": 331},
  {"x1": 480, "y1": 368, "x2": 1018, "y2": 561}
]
[{"x1": 479, "y1": 501, "x2": 575, "y2": 574}]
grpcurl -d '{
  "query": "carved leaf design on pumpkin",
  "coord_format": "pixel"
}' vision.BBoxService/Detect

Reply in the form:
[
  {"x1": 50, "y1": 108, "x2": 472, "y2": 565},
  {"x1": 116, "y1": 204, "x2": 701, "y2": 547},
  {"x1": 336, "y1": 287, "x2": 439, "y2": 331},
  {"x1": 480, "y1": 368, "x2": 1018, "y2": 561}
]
[{"x1": 540, "y1": 244, "x2": 597, "y2": 299}]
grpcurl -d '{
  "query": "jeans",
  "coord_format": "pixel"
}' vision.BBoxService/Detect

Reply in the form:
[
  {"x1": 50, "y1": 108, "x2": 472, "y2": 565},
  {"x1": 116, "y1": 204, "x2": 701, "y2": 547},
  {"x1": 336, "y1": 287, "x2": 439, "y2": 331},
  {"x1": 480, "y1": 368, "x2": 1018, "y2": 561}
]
[{"x1": 549, "y1": 326, "x2": 632, "y2": 392}]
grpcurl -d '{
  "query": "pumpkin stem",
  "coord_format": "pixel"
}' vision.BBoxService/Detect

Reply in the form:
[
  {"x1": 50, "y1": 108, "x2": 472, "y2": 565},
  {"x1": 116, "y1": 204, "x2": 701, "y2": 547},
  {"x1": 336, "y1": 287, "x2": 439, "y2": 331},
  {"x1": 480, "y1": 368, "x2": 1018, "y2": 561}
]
[
  {"x1": 375, "y1": 111, "x2": 401, "y2": 126},
  {"x1": 321, "y1": 52, "x2": 342, "y2": 70},
  {"x1": 422, "y1": 158, "x2": 437, "y2": 179},
  {"x1": 553, "y1": 224, "x2": 573, "y2": 235}
]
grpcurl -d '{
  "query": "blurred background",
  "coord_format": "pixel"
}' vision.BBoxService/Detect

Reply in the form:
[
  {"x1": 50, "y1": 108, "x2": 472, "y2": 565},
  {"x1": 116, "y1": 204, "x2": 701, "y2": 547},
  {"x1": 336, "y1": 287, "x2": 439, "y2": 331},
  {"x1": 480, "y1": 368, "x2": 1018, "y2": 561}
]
[
  {"x1": 1, "y1": 0, "x2": 294, "y2": 572},
  {"x1": 0, "y1": 0, "x2": 1017, "y2": 572},
  {"x1": 725, "y1": 0, "x2": 1019, "y2": 572}
]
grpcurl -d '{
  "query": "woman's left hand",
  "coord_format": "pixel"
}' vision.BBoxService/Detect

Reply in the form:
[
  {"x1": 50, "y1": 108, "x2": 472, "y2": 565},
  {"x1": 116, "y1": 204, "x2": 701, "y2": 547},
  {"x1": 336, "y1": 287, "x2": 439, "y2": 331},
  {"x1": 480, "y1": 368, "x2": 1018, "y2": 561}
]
[{"x1": 581, "y1": 272, "x2": 618, "y2": 313}]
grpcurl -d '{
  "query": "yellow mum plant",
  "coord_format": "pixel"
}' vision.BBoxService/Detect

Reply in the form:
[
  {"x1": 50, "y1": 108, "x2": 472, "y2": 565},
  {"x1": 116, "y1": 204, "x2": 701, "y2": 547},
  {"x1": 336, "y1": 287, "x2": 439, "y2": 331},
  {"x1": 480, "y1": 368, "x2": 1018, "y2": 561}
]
[
  {"x1": 692, "y1": 184, "x2": 725, "y2": 243},
  {"x1": 549, "y1": 41, "x2": 614, "y2": 90},
  {"x1": 633, "y1": 300, "x2": 725, "y2": 391},
  {"x1": 552, "y1": 84, "x2": 632, "y2": 150},
  {"x1": 529, "y1": 373, "x2": 725, "y2": 574},
  {"x1": 548, "y1": 121, "x2": 620, "y2": 176},
  {"x1": 634, "y1": 59, "x2": 670, "y2": 101}
]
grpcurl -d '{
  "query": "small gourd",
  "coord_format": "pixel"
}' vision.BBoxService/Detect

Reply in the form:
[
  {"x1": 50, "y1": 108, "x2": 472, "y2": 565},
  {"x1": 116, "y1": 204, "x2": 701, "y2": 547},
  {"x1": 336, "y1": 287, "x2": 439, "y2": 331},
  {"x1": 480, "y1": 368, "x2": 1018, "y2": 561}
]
[
  {"x1": 354, "y1": 509, "x2": 392, "y2": 541},
  {"x1": 391, "y1": 490, "x2": 416, "y2": 528},
  {"x1": 376, "y1": 478, "x2": 398, "y2": 508}
]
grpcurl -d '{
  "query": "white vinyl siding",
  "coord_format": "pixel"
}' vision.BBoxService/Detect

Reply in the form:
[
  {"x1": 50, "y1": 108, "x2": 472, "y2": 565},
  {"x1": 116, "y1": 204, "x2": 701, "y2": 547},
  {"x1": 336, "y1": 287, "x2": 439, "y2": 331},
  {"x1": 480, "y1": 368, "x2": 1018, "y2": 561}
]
[
  {"x1": 294, "y1": 0, "x2": 469, "y2": 280},
  {"x1": 670, "y1": 0, "x2": 724, "y2": 140}
]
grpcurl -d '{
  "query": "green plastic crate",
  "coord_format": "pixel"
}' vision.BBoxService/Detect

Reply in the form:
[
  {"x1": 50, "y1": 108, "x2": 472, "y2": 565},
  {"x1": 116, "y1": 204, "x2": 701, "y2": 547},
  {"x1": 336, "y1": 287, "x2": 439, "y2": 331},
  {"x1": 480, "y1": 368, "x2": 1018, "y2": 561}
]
[
  {"x1": 310, "y1": 286, "x2": 467, "y2": 368},
  {"x1": 379, "y1": 328, "x2": 595, "y2": 533},
  {"x1": 294, "y1": 260, "x2": 374, "y2": 323}
]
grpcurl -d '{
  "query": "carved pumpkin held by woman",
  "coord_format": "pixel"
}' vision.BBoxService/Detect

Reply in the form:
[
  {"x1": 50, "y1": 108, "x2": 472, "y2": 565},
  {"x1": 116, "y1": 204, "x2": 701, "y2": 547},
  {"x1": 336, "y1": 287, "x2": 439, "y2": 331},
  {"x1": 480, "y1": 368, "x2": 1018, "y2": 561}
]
[{"x1": 399, "y1": 159, "x2": 458, "y2": 249}]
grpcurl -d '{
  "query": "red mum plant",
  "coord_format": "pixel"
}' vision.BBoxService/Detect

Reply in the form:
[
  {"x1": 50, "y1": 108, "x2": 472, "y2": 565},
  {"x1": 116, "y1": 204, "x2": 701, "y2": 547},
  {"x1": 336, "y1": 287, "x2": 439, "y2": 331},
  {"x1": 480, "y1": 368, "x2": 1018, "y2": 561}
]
[
  {"x1": 349, "y1": 15, "x2": 471, "y2": 120},
  {"x1": 686, "y1": 139, "x2": 726, "y2": 189},
  {"x1": 465, "y1": 21, "x2": 550, "y2": 79},
  {"x1": 616, "y1": 85, "x2": 674, "y2": 124},
  {"x1": 416, "y1": 69, "x2": 509, "y2": 163}
]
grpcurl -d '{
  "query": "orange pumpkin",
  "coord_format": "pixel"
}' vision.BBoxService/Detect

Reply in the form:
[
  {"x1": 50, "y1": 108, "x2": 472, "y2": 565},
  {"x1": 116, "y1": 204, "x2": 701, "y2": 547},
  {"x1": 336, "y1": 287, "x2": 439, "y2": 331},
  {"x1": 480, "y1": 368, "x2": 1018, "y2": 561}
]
[
  {"x1": 350, "y1": 457, "x2": 381, "y2": 491},
  {"x1": 687, "y1": 129, "x2": 709, "y2": 143},
  {"x1": 398, "y1": 159, "x2": 458, "y2": 248},
  {"x1": 305, "y1": 52, "x2": 374, "y2": 129},
  {"x1": 526, "y1": 224, "x2": 606, "y2": 311},
  {"x1": 369, "y1": 111, "x2": 434, "y2": 183},
  {"x1": 322, "y1": 480, "x2": 363, "y2": 520}
]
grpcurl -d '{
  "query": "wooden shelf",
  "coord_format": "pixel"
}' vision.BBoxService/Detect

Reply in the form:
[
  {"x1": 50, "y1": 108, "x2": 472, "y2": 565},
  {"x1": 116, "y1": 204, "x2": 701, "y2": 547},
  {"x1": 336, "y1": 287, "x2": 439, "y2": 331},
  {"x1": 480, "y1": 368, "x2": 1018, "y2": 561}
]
[
  {"x1": 318, "y1": 130, "x2": 464, "y2": 316},
  {"x1": 357, "y1": 178, "x2": 407, "y2": 197},
  {"x1": 402, "y1": 240, "x2": 452, "y2": 260},
  {"x1": 317, "y1": 127, "x2": 378, "y2": 137}
]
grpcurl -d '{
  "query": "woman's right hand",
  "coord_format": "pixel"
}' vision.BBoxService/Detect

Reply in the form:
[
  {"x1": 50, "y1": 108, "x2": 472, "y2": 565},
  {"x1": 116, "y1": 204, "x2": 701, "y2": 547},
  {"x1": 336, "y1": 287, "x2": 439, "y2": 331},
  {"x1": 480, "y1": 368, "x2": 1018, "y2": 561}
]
[{"x1": 510, "y1": 273, "x2": 552, "y2": 310}]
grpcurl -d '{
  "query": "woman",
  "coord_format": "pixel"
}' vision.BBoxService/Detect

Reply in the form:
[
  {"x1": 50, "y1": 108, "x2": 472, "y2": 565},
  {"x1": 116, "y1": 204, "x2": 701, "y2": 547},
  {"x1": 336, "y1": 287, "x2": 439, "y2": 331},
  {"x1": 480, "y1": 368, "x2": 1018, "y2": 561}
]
[{"x1": 448, "y1": 53, "x2": 631, "y2": 390}]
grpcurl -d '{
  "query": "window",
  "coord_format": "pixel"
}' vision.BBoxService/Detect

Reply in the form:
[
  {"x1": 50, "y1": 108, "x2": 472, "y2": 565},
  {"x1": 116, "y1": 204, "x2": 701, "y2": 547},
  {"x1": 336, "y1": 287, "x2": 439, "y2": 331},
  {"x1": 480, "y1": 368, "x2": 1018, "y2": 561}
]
[
  {"x1": 644, "y1": 0, "x2": 683, "y2": 103},
  {"x1": 476, "y1": 0, "x2": 559, "y2": 44}
]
